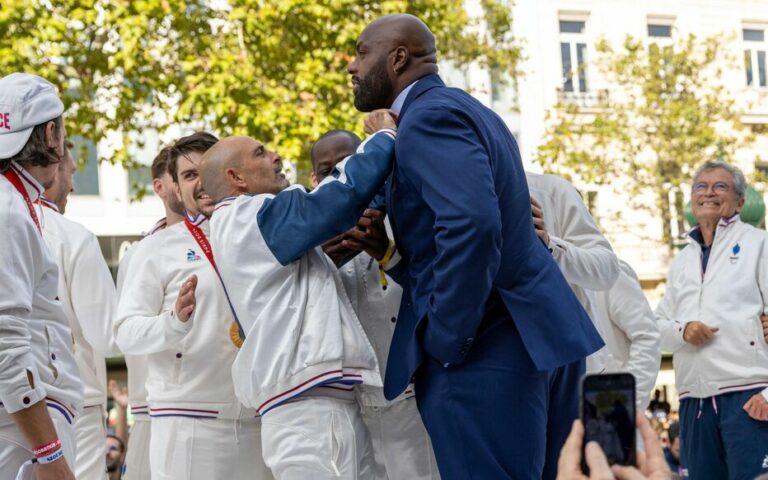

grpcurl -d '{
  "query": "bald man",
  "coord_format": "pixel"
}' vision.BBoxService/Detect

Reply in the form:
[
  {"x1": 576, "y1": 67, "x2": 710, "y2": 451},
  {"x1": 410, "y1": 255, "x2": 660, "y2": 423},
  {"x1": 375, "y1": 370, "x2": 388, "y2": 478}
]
[
  {"x1": 349, "y1": 15, "x2": 603, "y2": 479},
  {"x1": 311, "y1": 130, "x2": 440, "y2": 479},
  {"x1": 202, "y1": 114, "x2": 396, "y2": 479}
]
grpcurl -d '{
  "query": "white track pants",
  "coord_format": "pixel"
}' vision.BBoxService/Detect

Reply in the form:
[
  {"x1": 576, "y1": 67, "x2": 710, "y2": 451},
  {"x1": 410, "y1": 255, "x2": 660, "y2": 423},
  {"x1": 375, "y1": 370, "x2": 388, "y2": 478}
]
[
  {"x1": 149, "y1": 415, "x2": 272, "y2": 480},
  {"x1": 261, "y1": 396, "x2": 377, "y2": 479},
  {"x1": 362, "y1": 398, "x2": 440, "y2": 479},
  {"x1": 123, "y1": 415, "x2": 150, "y2": 480},
  {"x1": 73, "y1": 405, "x2": 107, "y2": 480}
]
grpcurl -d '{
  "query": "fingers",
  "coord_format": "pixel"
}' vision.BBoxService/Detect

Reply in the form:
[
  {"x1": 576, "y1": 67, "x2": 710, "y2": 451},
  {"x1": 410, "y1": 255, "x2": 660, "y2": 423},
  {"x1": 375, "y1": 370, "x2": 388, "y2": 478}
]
[
  {"x1": 611, "y1": 465, "x2": 645, "y2": 480},
  {"x1": 557, "y1": 420, "x2": 585, "y2": 476},
  {"x1": 584, "y1": 442, "x2": 612, "y2": 480},
  {"x1": 364, "y1": 109, "x2": 398, "y2": 133},
  {"x1": 531, "y1": 196, "x2": 542, "y2": 209},
  {"x1": 176, "y1": 275, "x2": 197, "y2": 322},
  {"x1": 743, "y1": 394, "x2": 768, "y2": 421},
  {"x1": 362, "y1": 208, "x2": 384, "y2": 220},
  {"x1": 531, "y1": 203, "x2": 544, "y2": 219},
  {"x1": 635, "y1": 415, "x2": 669, "y2": 473}
]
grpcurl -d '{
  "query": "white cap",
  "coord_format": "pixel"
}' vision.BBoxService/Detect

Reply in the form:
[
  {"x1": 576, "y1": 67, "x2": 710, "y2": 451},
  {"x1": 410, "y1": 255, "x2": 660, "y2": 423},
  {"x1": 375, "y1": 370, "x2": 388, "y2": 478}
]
[{"x1": 0, "y1": 73, "x2": 64, "y2": 160}]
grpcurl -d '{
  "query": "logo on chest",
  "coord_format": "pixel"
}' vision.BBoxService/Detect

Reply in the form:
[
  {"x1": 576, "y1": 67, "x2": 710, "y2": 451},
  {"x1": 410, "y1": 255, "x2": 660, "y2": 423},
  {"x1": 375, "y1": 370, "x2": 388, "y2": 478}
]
[
  {"x1": 186, "y1": 249, "x2": 201, "y2": 262},
  {"x1": 729, "y1": 243, "x2": 740, "y2": 263}
]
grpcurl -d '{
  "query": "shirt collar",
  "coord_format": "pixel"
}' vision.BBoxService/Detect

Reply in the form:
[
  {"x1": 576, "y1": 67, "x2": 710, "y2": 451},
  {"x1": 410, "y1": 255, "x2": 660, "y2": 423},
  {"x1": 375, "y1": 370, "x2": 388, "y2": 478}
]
[
  {"x1": 10, "y1": 161, "x2": 44, "y2": 201},
  {"x1": 37, "y1": 195, "x2": 59, "y2": 212},
  {"x1": 390, "y1": 81, "x2": 418, "y2": 115}
]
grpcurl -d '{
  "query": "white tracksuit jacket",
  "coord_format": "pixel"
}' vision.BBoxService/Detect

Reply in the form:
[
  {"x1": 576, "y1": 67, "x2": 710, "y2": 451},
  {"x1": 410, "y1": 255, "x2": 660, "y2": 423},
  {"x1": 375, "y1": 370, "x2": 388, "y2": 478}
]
[
  {"x1": 38, "y1": 198, "x2": 118, "y2": 409},
  {"x1": 591, "y1": 260, "x2": 661, "y2": 408},
  {"x1": 209, "y1": 129, "x2": 395, "y2": 416},
  {"x1": 0, "y1": 162, "x2": 82, "y2": 420},
  {"x1": 115, "y1": 217, "x2": 167, "y2": 417},
  {"x1": 338, "y1": 251, "x2": 413, "y2": 406},
  {"x1": 657, "y1": 216, "x2": 768, "y2": 401},
  {"x1": 114, "y1": 218, "x2": 253, "y2": 419},
  {"x1": 526, "y1": 172, "x2": 620, "y2": 372}
]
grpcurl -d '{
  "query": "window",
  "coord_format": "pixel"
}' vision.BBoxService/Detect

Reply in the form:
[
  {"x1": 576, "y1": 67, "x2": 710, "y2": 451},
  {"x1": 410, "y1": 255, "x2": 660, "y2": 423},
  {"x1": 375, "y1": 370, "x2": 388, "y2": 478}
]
[
  {"x1": 70, "y1": 136, "x2": 100, "y2": 195},
  {"x1": 559, "y1": 19, "x2": 588, "y2": 93},
  {"x1": 128, "y1": 165, "x2": 153, "y2": 198},
  {"x1": 647, "y1": 24, "x2": 672, "y2": 38},
  {"x1": 744, "y1": 27, "x2": 768, "y2": 88}
]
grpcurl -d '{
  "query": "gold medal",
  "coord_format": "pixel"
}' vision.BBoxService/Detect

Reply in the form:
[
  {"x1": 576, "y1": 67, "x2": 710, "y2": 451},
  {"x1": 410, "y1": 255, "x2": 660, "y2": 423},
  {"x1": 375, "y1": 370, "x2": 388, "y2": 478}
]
[{"x1": 229, "y1": 321, "x2": 244, "y2": 348}]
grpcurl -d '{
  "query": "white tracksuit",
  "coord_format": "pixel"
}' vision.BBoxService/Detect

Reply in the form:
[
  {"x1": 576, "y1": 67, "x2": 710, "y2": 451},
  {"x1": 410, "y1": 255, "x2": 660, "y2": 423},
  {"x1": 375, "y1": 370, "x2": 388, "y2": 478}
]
[
  {"x1": 0, "y1": 162, "x2": 83, "y2": 477},
  {"x1": 114, "y1": 218, "x2": 271, "y2": 480},
  {"x1": 526, "y1": 172, "x2": 620, "y2": 372},
  {"x1": 210, "y1": 129, "x2": 395, "y2": 479},
  {"x1": 590, "y1": 260, "x2": 661, "y2": 408},
  {"x1": 338, "y1": 251, "x2": 439, "y2": 479},
  {"x1": 38, "y1": 197, "x2": 119, "y2": 480},
  {"x1": 657, "y1": 216, "x2": 768, "y2": 401},
  {"x1": 114, "y1": 218, "x2": 166, "y2": 480}
]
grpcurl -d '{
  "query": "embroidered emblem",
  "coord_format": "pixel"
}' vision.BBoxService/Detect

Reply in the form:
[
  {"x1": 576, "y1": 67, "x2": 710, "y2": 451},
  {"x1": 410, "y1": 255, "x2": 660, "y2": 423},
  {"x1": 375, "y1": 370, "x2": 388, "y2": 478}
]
[
  {"x1": 186, "y1": 249, "x2": 201, "y2": 262},
  {"x1": 730, "y1": 243, "x2": 741, "y2": 263}
]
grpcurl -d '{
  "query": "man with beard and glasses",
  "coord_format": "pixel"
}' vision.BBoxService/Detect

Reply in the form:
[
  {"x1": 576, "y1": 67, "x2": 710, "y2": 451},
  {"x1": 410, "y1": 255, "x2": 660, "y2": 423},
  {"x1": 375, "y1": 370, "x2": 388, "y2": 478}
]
[
  {"x1": 36, "y1": 141, "x2": 120, "y2": 480},
  {"x1": 348, "y1": 15, "x2": 603, "y2": 479},
  {"x1": 115, "y1": 144, "x2": 186, "y2": 480},
  {"x1": 311, "y1": 129, "x2": 439, "y2": 479},
  {"x1": 114, "y1": 132, "x2": 272, "y2": 480}
]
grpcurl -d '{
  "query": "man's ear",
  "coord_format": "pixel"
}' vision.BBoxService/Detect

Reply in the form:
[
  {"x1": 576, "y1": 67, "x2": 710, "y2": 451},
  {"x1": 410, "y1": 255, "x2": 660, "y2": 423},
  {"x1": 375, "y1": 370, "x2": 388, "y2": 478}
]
[
  {"x1": 310, "y1": 172, "x2": 318, "y2": 189},
  {"x1": 44, "y1": 121, "x2": 59, "y2": 149},
  {"x1": 391, "y1": 46, "x2": 409, "y2": 75},
  {"x1": 225, "y1": 167, "x2": 245, "y2": 188},
  {"x1": 152, "y1": 178, "x2": 164, "y2": 198}
]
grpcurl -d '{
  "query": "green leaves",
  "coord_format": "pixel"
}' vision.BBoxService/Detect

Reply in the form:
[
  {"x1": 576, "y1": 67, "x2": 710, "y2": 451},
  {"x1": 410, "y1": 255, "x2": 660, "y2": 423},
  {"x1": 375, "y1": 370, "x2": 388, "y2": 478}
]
[
  {"x1": 537, "y1": 33, "x2": 751, "y2": 248},
  {"x1": 1, "y1": 0, "x2": 520, "y2": 184}
]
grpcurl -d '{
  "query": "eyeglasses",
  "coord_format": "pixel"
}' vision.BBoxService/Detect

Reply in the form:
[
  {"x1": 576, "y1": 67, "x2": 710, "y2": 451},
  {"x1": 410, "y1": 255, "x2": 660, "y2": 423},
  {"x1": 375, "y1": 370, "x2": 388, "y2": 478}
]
[{"x1": 692, "y1": 181, "x2": 731, "y2": 194}]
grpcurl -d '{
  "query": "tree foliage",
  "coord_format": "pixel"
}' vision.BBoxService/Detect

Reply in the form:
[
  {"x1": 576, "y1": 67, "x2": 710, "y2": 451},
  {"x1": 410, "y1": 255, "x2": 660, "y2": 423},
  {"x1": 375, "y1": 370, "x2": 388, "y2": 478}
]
[
  {"x1": 536, "y1": 33, "x2": 752, "y2": 249},
  {"x1": 0, "y1": 0, "x2": 521, "y2": 186}
]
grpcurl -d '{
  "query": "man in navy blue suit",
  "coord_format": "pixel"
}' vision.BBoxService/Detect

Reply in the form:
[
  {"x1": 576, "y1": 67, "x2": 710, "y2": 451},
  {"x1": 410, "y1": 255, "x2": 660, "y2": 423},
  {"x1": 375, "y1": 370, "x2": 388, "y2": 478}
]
[{"x1": 349, "y1": 15, "x2": 604, "y2": 479}]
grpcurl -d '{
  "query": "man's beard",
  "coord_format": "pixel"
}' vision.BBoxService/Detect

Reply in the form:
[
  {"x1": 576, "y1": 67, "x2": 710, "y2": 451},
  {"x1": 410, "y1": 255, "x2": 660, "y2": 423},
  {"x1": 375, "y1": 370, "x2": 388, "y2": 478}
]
[
  {"x1": 353, "y1": 59, "x2": 394, "y2": 112},
  {"x1": 106, "y1": 459, "x2": 121, "y2": 472},
  {"x1": 168, "y1": 193, "x2": 186, "y2": 217}
]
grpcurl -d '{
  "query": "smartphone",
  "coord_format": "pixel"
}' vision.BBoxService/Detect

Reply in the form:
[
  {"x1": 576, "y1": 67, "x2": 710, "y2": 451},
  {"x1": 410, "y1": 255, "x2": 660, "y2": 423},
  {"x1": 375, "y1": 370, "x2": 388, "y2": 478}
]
[{"x1": 581, "y1": 373, "x2": 636, "y2": 471}]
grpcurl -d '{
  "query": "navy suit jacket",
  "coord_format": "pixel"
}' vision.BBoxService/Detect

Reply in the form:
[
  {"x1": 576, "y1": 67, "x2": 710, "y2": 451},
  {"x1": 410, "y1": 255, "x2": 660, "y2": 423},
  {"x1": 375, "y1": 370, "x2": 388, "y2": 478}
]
[{"x1": 383, "y1": 74, "x2": 604, "y2": 400}]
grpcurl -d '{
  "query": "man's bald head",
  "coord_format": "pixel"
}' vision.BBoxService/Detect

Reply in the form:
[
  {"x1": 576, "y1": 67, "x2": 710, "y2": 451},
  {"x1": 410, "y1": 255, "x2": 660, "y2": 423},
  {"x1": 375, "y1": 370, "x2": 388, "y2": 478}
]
[
  {"x1": 349, "y1": 14, "x2": 438, "y2": 112},
  {"x1": 200, "y1": 136, "x2": 289, "y2": 204}
]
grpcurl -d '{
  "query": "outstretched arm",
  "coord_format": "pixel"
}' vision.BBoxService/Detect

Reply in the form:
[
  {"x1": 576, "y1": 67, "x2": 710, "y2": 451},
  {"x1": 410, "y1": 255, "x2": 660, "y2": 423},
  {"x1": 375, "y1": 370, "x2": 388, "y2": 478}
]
[{"x1": 258, "y1": 128, "x2": 396, "y2": 265}]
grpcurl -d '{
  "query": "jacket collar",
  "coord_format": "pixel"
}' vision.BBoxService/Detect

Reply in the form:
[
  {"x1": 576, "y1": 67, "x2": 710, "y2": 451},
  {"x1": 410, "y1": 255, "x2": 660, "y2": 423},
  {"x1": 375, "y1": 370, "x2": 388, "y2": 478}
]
[
  {"x1": 9, "y1": 161, "x2": 44, "y2": 201},
  {"x1": 686, "y1": 214, "x2": 742, "y2": 246},
  {"x1": 397, "y1": 74, "x2": 445, "y2": 123}
]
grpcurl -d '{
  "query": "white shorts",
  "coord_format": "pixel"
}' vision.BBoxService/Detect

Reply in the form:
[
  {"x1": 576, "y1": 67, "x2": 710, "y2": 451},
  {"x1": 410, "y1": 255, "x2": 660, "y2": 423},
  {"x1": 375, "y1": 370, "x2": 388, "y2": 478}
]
[
  {"x1": 0, "y1": 405, "x2": 77, "y2": 479},
  {"x1": 123, "y1": 415, "x2": 150, "y2": 480},
  {"x1": 261, "y1": 396, "x2": 377, "y2": 479},
  {"x1": 362, "y1": 398, "x2": 440, "y2": 479},
  {"x1": 73, "y1": 405, "x2": 108, "y2": 480},
  {"x1": 149, "y1": 415, "x2": 272, "y2": 480}
]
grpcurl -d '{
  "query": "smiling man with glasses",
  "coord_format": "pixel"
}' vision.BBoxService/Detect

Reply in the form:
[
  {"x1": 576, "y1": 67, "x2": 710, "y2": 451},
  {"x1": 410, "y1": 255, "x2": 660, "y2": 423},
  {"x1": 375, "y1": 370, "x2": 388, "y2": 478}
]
[{"x1": 656, "y1": 160, "x2": 768, "y2": 479}]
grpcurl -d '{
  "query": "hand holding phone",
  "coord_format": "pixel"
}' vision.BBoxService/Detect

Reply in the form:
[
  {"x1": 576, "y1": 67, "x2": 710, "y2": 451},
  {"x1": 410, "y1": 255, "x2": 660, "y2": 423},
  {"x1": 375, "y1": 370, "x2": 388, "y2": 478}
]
[{"x1": 581, "y1": 373, "x2": 637, "y2": 469}]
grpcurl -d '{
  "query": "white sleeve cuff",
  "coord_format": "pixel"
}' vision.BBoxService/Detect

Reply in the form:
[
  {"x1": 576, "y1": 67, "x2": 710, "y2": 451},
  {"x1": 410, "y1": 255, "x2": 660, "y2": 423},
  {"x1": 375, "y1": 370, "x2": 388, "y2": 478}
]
[
  {"x1": 167, "y1": 309, "x2": 194, "y2": 335},
  {"x1": 383, "y1": 250, "x2": 402, "y2": 272},
  {"x1": 762, "y1": 387, "x2": 768, "y2": 402}
]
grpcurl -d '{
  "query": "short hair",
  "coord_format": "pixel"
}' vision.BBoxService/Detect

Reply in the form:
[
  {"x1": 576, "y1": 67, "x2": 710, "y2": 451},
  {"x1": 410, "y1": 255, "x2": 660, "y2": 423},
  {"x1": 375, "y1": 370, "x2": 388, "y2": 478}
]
[
  {"x1": 692, "y1": 160, "x2": 747, "y2": 199},
  {"x1": 150, "y1": 145, "x2": 173, "y2": 180},
  {"x1": 0, "y1": 116, "x2": 63, "y2": 173},
  {"x1": 106, "y1": 434, "x2": 125, "y2": 453},
  {"x1": 310, "y1": 129, "x2": 362, "y2": 167},
  {"x1": 167, "y1": 132, "x2": 219, "y2": 183},
  {"x1": 667, "y1": 422, "x2": 680, "y2": 443}
]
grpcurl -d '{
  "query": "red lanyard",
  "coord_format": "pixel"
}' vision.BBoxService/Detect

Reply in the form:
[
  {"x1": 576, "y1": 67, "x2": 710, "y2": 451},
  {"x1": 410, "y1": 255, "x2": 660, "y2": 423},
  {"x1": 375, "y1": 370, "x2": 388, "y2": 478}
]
[
  {"x1": 184, "y1": 218, "x2": 218, "y2": 273},
  {"x1": 3, "y1": 168, "x2": 41, "y2": 234},
  {"x1": 183, "y1": 217, "x2": 246, "y2": 341}
]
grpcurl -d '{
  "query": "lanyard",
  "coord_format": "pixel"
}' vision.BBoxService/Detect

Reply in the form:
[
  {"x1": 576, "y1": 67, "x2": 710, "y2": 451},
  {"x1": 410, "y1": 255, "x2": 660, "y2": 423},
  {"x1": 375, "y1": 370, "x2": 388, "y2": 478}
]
[
  {"x1": 3, "y1": 168, "x2": 41, "y2": 234},
  {"x1": 183, "y1": 218, "x2": 246, "y2": 344}
]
